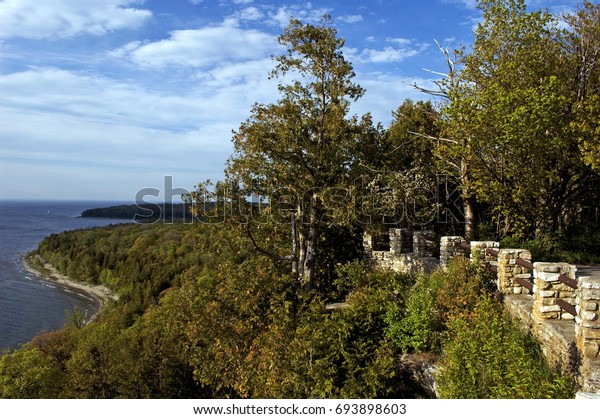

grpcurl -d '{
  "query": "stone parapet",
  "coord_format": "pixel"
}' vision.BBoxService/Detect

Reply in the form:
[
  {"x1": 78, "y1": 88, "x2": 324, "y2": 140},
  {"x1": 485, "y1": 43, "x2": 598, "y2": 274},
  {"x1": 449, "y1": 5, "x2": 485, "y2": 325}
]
[
  {"x1": 533, "y1": 262, "x2": 577, "y2": 321},
  {"x1": 413, "y1": 231, "x2": 437, "y2": 258},
  {"x1": 363, "y1": 233, "x2": 374, "y2": 254},
  {"x1": 367, "y1": 251, "x2": 439, "y2": 274},
  {"x1": 439, "y1": 236, "x2": 467, "y2": 267},
  {"x1": 469, "y1": 241, "x2": 499, "y2": 266},
  {"x1": 389, "y1": 228, "x2": 412, "y2": 255},
  {"x1": 497, "y1": 249, "x2": 532, "y2": 294},
  {"x1": 576, "y1": 276, "x2": 600, "y2": 360}
]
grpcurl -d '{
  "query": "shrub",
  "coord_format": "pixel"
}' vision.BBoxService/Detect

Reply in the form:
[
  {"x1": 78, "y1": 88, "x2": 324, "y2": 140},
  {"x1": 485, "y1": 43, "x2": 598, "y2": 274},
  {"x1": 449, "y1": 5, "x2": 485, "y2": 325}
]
[
  {"x1": 385, "y1": 256, "x2": 495, "y2": 353},
  {"x1": 436, "y1": 295, "x2": 575, "y2": 399}
]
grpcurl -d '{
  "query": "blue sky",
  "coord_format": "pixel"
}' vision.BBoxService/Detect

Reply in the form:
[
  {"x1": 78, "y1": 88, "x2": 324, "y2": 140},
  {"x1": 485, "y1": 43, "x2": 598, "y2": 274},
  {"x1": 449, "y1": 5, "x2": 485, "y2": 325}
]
[{"x1": 0, "y1": 0, "x2": 582, "y2": 201}]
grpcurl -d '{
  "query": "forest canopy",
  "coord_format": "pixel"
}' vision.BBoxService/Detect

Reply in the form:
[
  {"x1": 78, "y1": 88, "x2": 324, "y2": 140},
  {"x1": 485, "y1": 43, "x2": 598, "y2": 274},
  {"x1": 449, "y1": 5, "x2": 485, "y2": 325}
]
[{"x1": 2, "y1": 0, "x2": 598, "y2": 399}]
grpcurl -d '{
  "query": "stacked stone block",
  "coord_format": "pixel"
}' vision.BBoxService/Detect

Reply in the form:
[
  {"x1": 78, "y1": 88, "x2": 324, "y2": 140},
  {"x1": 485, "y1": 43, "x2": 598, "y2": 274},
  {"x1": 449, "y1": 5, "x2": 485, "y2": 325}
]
[
  {"x1": 363, "y1": 233, "x2": 373, "y2": 255},
  {"x1": 497, "y1": 249, "x2": 532, "y2": 294},
  {"x1": 364, "y1": 230, "x2": 439, "y2": 274},
  {"x1": 533, "y1": 262, "x2": 577, "y2": 321},
  {"x1": 439, "y1": 236, "x2": 468, "y2": 267},
  {"x1": 413, "y1": 231, "x2": 437, "y2": 258},
  {"x1": 469, "y1": 241, "x2": 499, "y2": 266},
  {"x1": 576, "y1": 276, "x2": 600, "y2": 359},
  {"x1": 389, "y1": 228, "x2": 412, "y2": 255}
]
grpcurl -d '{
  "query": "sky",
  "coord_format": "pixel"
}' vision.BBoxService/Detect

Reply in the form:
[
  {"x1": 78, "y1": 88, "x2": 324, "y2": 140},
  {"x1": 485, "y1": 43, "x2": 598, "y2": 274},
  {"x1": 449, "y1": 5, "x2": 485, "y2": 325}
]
[{"x1": 0, "y1": 0, "x2": 583, "y2": 202}]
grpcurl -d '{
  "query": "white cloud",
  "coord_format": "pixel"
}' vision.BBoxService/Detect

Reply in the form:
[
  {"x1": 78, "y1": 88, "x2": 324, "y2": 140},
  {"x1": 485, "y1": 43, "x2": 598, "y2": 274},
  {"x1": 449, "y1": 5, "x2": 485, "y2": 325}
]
[
  {"x1": 0, "y1": 65, "x2": 282, "y2": 199},
  {"x1": 267, "y1": 4, "x2": 332, "y2": 27},
  {"x1": 113, "y1": 20, "x2": 278, "y2": 68},
  {"x1": 386, "y1": 37, "x2": 412, "y2": 46},
  {"x1": 442, "y1": 0, "x2": 478, "y2": 9},
  {"x1": 338, "y1": 15, "x2": 363, "y2": 24},
  {"x1": 353, "y1": 73, "x2": 439, "y2": 126},
  {"x1": 107, "y1": 40, "x2": 143, "y2": 59},
  {"x1": 363, "y1": 47, "x2": 419, "y2": 63},
  {"x1": 0, "y1": 0, "x2": 152, "y2": 40},
  {"x1": 352, "y1": 46, "x2": 420, "y2": 64},
  {"x1": 233, "y1": 0, "x2": 254, "y2": 4},
  {"x1": 235, "y1": 7, "x2": 264, "y2": 21}
]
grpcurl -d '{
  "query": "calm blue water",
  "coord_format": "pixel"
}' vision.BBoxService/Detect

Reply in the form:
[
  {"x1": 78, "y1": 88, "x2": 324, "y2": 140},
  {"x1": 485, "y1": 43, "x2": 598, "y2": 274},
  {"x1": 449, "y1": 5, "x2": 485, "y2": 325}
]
[{"x1": 0, "y1": 201, "x2": 131, "y2": 350}]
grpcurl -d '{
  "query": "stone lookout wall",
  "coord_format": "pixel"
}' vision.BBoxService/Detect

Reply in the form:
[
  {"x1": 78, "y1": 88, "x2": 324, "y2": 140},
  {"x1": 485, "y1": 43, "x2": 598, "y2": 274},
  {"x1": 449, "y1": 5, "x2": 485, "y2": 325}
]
[
  {"x1": 363, "y1": 229, "x2": 439, "y2": 274},
  {"x1": 366, "y1": 230, "x2": 600, "y2": 396},
  {"x1": 441, "y1": 237, "x2": 600, "y2": 396}
]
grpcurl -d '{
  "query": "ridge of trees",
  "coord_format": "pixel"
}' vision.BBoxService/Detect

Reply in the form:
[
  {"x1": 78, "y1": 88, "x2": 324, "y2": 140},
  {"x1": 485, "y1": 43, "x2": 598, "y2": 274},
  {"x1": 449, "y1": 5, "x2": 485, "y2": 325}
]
[{"x1": 0, "y1": 223, "x2": 573, "y2": 398}]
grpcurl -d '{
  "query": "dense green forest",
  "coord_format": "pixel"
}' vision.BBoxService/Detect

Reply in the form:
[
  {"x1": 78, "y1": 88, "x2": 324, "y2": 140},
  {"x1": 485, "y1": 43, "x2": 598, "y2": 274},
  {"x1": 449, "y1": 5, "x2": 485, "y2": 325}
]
[
  {"x1": 2, "y1": 0, "x2": 599, "y2": 398},
  {"x1": 0, "y1": 222, "x2": 574, "y2": 398}
]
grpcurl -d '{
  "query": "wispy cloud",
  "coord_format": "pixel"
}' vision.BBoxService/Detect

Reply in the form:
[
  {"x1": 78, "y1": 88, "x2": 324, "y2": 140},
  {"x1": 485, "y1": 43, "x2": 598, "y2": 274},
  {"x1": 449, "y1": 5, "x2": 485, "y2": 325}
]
[
  {"x1": 346, "y1": 38, "x2": 426, "y2": 65},
  {"x1": 338, "y1": 14, "x2": 363, "y2": 24},
  {"x1": 359, "y1": 46, "x2": 420, "y2": 63},
  {"x1": 441, "y1": 0, "x2": 478, "y2": 9},
  {"x1": 110, "y1": 20, "x2": 278, "y2": 69},
  {"x1": 0, "y1": 0, "x2": 152, "y2": 40},
  {"x1": 234, "y1": 7, "x2": 264, "y2": 22},
  {"x1": 0, "y1": 66, "x2": 280, "y2": 199},
  {"x1": 266, "y1": 4, "x2": 332, "y2": 27}
]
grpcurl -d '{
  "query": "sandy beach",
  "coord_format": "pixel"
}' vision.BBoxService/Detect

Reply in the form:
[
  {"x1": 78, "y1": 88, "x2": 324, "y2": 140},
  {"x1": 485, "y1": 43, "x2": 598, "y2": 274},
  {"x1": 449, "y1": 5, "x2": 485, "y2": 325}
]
[{"x1": 22, "y1": 254, "x2": 118, "y2": 324}]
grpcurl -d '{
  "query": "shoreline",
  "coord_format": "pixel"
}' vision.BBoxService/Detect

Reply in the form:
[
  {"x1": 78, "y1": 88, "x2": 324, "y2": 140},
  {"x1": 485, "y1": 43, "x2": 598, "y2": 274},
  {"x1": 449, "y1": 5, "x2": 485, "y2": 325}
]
[{"x1": 21, "y1": 253, "x2": 118, "y2": 325}]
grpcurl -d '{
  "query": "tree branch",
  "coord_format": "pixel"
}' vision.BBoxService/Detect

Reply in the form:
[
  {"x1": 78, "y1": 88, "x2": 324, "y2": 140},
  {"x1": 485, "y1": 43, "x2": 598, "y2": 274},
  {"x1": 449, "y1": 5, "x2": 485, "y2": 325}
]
[
  {"x1": 246, "y1": 223, "x2": 296, "y2": 261},
  {"x1": 407, "y1": 130, "x2": 459, "y2": 145}
]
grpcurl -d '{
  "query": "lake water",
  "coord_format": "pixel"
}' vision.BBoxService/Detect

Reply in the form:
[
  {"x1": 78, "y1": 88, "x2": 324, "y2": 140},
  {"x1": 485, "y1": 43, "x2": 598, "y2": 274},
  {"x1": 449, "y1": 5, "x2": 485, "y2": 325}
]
[{"x1": 0, "y1": 201, "x2": 130, "y2": 350}]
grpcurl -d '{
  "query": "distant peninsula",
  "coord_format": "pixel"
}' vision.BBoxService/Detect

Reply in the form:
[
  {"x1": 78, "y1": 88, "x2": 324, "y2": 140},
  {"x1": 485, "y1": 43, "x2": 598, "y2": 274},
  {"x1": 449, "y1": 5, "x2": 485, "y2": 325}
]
[{"x1": 80, "y1": 203, "x2": 198, "y2": 222}]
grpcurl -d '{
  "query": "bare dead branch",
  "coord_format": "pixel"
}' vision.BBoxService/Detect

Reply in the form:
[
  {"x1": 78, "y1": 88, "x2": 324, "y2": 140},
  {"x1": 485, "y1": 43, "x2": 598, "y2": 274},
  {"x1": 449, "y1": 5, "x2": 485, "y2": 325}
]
[{"x1": 407, "y1": 130, "x2": 459, "y2": 145}]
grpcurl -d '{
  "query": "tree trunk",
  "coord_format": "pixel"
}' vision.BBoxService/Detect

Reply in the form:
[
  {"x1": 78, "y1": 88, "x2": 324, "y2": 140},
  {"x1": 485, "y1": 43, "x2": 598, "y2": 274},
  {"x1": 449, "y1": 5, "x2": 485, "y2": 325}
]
[
  {"x1": 300, "y1": 193, "x2": 319, "y2": 290},
  {"x1": 291, "y1": 213, "x2": 298, "y2": 276},
  {"x1": 463, "y1": 196, "x2": 476, "y2": 241},
  {"x1": 461, "y1": 158, "x2": 476, "y2": 241}
]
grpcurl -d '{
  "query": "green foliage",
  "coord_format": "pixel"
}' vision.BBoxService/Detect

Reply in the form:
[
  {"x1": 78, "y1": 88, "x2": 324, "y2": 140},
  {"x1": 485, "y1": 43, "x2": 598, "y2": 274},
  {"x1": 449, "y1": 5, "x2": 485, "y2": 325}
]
[
  {"x1": 2, "y1": 220, "x2": 578, "y2": 399},
  {"x1": 386, "y1": 100, "x2": 440, "y2": 171},
  {"x1": 565, "y1": 1, "x2": 600, "y2": 171},
  {"x1": 386, "y1": 257, "x2": 494, "y2": 353},
  {"x1": 437, "y1": 295, "x2": 575, "y2": 399},
  {"x1": 382, "y1": 257, "x2": 575, "y2": 399},
  {"x1": 431, "y1": 0, "x2": 600, "y2": 241},
  {"x1": 500, "y1": 236, "x2": 600, "y2": 265},
  {"x1": 0, "y1": 347, "x2": 64, "y2": 398},
  {"x1": 222, "y1": 16, "x2": 377, "y2": 288},
  {"x1": 237, "y1": 263, "x2": 408, "y2": 398},
  {"x1": 3, "y1": 8, "x2": 595, "y2": 399}
]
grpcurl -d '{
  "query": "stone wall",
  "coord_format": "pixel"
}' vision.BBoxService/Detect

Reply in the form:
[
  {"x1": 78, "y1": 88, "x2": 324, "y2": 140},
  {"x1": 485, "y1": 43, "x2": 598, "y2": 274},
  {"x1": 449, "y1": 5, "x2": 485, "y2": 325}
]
[
  {"x1": 440, "y1": 237, "x2": 599, "y2": 395},
  {"x1": 389, "y1": 228, "x2": 412, "y2": 254},
  {"x1": 439, "y1": 236, "x2": 467, "y2": 267},
  {"x1": 533, "y1": 262, "x2": 577, "y2": 321},
  {"x1": 497, "y1": 249, "x2": 532, "y2": 295},
  {"x1": 366, "y1": 231, "x2": 600, "y2": 394},
  {"x1": 469, "y1": 241, "x2": 499, "y2": 265},
  {"x1": 413, "y1": 231, "x2": 438, "y2": 258},
  {"x1": 576, "y1": 276, "x2": 600, "y2": 392},
  {"x1": 364, "y1": 229, "x2": 439, "y2": 274}
]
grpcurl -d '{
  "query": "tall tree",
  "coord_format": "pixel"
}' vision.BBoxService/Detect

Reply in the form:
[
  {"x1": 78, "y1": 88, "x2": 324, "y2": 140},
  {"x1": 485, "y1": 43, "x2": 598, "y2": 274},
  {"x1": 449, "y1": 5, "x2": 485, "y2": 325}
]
[
  {"x1": 225, "y1": 16, "x2": 368, "y2": 289},
  {"x1": 566, "y1": 1, "x2": 600, "y2": 171},
  {"x1": 358, "y1": 100, "x2": 443, "y2": 231},
  {"x1": 412, "y1": 40, "x2": 480, "y2": 240},
  {"x1": 434, "y1": 0, "x2": 600, "y2": 240}
]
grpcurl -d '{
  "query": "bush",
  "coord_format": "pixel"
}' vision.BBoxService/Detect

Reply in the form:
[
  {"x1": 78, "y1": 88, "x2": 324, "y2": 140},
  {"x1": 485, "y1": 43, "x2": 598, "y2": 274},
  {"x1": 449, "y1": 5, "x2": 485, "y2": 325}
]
[
  {"x1": 385, "y1": 257, "x2": 495, "y2": 353},
  {"x1": 436, "y1": 295, "x2": 575, "y2": 399}
]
